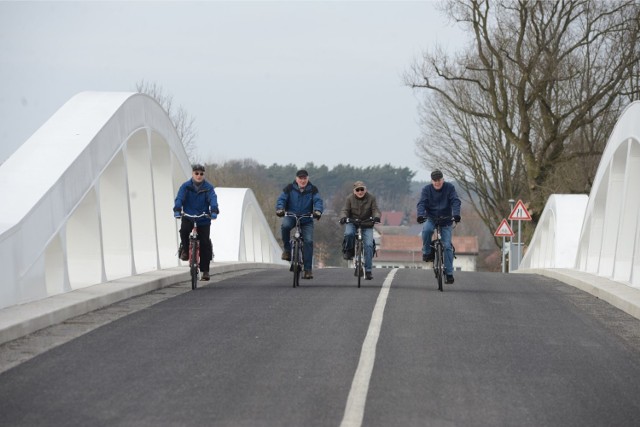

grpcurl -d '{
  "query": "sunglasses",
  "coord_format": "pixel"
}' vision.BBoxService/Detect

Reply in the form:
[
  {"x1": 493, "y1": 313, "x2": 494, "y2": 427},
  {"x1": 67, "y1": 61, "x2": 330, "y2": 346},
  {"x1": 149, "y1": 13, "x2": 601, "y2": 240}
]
[
  {"x1": 355, "y1": 187, "x2": 366, "y2": 192},
  {"x1": 193, "y1": 171, "x2": 204, "y2": 176}
]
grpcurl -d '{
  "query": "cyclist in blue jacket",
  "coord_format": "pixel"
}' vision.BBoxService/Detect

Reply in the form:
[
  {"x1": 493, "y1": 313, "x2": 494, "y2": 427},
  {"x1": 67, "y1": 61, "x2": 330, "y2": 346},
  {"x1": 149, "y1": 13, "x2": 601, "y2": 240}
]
[
  {"x1": 173, "y1": 164, "x2": 219, "y2": 281},
  {"x1": 417, "y1": 169, "x2": 461, "y2": 284},
  {"x1": 275, "y1": 169, "x2": 324, "y2": 279}
]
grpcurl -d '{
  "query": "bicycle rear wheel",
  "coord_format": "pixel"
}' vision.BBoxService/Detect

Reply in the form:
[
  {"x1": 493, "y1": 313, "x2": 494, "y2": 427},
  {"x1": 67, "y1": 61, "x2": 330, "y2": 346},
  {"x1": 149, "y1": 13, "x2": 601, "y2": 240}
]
[
  {"x1": 190, "y1": 240, "x2": 199, "y2": 290},
  {"x1": 292, "y1": 240, "x2": 301, "y2": 288},
  {"x1": 435, "y1": 243, "x2": 444, "y2": 292}
]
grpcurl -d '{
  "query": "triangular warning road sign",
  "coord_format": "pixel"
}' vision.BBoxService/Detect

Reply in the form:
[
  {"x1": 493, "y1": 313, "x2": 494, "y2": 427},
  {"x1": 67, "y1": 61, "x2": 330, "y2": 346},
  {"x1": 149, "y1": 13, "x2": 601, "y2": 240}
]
[
  {"x1": 508, "y1": 199, "x2": 532, "y2": 221},
  {"x1": 494, "y1": 219, "x2": 514, "y2": 237}
]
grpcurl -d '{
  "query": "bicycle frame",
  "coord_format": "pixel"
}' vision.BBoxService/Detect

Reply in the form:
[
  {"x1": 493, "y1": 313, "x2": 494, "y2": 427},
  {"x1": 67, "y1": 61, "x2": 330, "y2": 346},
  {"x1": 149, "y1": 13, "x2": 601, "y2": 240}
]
[
  {"x1": 284, "y1": 212, "x2": 313, "y2": 288},
  {"x1": 180, "y1": 212, "x2": 210, "y2": 290},
  {"x1": 428, "y1": 216, "x2": 455, "y2": 292},
  {"x1": 345, "y1": 218, "x2": 375, "y2": 288}
]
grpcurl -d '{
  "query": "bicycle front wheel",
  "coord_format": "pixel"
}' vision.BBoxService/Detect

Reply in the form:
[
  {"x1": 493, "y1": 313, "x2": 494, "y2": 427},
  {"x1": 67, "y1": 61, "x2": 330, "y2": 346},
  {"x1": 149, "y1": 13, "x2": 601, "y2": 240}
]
[
  {"x1": 292, "y1": 240, "x2": 301, "y2": 288},
  {"x1": 190, "y1": 240, "x2": 199, "y2": 290},
  {"x1": 435, "y1": 243, "x2": 444, "y2": 292},
  {"x1": 355, "y1": 241, "x2": 363, "y2": 288}
]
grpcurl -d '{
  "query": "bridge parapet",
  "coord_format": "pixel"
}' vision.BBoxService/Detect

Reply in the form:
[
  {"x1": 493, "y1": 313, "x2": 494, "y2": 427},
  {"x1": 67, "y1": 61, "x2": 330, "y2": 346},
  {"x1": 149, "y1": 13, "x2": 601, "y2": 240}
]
[
  {"x1": 0, "y1": 92, "x2": 282, "y2": 310},
  {"x1": 521, "y1": 101, "x2": 640, "y2": 287}
]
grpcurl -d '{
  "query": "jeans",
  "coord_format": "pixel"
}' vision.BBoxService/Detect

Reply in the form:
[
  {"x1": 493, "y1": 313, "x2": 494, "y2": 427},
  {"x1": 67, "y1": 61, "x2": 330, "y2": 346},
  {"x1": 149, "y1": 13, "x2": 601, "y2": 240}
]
[
  {"x1": 343, "y1": 224, "x2": 375, "y2": 272},
  {"x1": 281, "y1": 217, "x2": 314, "y2": 271},
  {"x1": 180, "y1": 219, "x2": 212, "y2": 273},
  {"x1": 421, "y1": 219, "x2": 454, "y2": 276}
]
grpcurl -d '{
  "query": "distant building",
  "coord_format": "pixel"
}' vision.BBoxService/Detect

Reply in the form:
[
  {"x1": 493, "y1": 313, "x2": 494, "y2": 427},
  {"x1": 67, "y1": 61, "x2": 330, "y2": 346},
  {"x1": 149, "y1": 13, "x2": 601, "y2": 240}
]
[
  {"x1": 374, "y1": 233, "x2": 479, "y2": 271},
  {"x1": 380, "y1": 211, "x2": 405, "y2": 226}
]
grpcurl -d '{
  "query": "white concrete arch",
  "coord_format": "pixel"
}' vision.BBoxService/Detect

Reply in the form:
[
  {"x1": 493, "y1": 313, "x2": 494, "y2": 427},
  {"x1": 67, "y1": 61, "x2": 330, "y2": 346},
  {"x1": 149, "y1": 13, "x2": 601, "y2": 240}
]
[
  {"x1": 521, "y1": 102, "x2": 640, "y2": 287},
  {"x1": 0, "y1": 91, "x2": 284, "y2": 310},
  {"x1": 520, "y1": 194, "x2": 589, "y2": 269},
  {"x1": 0, "y1": 91, "x2": 190, "y2": 309},
  {"x1": 211, "y1": 188, "x2": 282, "y2": 263},
  {"x1": 575, "y1": 101, "x2": 640, "y2": 286}
]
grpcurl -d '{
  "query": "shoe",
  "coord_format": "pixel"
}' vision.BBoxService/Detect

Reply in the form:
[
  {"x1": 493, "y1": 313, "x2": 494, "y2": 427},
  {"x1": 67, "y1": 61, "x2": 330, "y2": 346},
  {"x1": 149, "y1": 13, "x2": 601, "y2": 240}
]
[
  {"x1": 423, "y1": 253, "x2": 434, "y2": 262},
  {"x1": 365, "y1": 272, "x2": 373, "y2": 280},
  {"x1": 201, "y1": 271, "x2": 210, "y2": 281},
  {"x1": 281, "y1": 251, "x2": 291, "y2": 261},
  {"x1": 445, "y1": 275, "x2": 454, "y2": 284},
  {"x1": 180, "y1": 250, "x2": 189, "y2": 261},
  {"x1": 303, "y1": 270, "x2": 313, "y2": 279},
  {"x1": 343, "y1": 251, "x2": 354, "y2": 260}
]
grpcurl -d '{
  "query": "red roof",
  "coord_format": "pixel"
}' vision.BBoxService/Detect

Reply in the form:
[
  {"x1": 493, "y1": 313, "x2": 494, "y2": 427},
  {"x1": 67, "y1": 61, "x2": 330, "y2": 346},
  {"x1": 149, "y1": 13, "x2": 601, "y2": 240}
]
[
  {"x1": 377, "y1": 234, "x2": 479, "y2": 259},
  {"x1": 381, "y1": 211, "x2": 404, "y2": 226}
]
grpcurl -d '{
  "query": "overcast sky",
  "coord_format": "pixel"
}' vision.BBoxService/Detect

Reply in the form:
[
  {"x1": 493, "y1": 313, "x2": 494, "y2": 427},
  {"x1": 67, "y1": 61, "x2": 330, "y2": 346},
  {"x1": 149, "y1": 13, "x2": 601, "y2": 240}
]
[{"x1": 0, "y1": 0, "x2": 464, "y2": 181}]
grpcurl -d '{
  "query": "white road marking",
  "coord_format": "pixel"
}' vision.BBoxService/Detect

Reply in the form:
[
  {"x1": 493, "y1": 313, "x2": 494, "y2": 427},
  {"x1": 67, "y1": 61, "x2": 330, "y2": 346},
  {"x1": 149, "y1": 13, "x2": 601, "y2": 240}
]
[{"x1": 340, "y1": 268, "x2": 397, "y2": 427}]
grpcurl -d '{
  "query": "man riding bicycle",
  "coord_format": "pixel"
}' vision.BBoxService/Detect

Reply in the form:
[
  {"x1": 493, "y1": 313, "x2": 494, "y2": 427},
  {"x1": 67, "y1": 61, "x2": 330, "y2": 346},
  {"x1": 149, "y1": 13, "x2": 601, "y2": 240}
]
[
  {"x1": 417, "y1": 170, "x2": 461, "y2": 284},
  {"x1": 276, "y1": 169, "x2": 324, "y2": 280},
  {"x1": 173, "y1": 164, "x2": 219, "y2": 281},
  {"x1": 340, "y1": 180, "x2": 381, "y2": 280}
]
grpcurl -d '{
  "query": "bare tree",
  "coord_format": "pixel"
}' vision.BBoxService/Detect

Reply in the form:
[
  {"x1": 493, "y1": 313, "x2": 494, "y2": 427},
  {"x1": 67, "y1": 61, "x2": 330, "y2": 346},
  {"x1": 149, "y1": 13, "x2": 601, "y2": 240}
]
[
  {"x1": 406, "y1": 0, "x2": 640, "y2": 237},
  {"x1": 135, "y1": 80, "x2": 198, "y2": 161}
]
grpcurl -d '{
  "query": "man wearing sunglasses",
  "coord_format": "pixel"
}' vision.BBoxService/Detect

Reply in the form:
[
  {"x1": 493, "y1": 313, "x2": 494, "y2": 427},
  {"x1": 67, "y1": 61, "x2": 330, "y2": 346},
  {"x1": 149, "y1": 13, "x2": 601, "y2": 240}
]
[
  {"x1": 173, "y1": 164, "x2": 219, "y2": 281},
  {"x1": 416, "y1": 169, "x2": 461, "y2": 284},
  {"x1": 275, "y1": 169, "x2": 324, "y2": 279},
  {"x1": 339, "y1": 181, "x2": 381, "y2": 280}
]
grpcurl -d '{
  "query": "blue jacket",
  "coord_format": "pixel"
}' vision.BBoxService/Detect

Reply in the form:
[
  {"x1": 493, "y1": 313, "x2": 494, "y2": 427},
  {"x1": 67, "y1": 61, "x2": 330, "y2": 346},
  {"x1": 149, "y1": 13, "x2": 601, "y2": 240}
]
[
  {"x1": 276, "y1": 181, "x2": 323, "y2": 223},
  {"x1": 173, "y1": 179, "x2": 219, "y2": 226},
  {"x1": 416, "y1": 181, "x2": 461, "y2": 226}
]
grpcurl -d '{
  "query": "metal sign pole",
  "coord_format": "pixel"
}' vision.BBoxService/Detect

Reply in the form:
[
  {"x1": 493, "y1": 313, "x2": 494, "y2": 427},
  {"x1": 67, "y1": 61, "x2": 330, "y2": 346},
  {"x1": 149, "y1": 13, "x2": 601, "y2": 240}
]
[
  {"x1": 501, "y1": 236, "x2": 506, "y2": 273},
  {"x1": 517, "y1": 219, "x2": 522, "y2": 268}
]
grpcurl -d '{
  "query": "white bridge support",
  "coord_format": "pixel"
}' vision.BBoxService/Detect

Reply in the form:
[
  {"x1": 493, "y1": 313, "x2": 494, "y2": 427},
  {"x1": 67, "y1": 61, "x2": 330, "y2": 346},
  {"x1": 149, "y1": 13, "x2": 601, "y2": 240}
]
[
  {"x1": 0, "y1": 92, "x2": 282, "y2": 310},
  {"x1": 520, "y1": 101, "x2": 640, "y2": 287}
]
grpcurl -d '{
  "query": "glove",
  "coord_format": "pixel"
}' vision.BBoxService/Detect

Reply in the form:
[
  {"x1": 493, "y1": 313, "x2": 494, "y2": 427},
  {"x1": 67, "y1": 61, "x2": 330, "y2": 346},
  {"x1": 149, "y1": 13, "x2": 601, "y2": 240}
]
[
  {"x1": 339, "y1": 217, "x2": 347, "y2": 224},
  {"x1": 276, "y1": 209, "x2": 285, "y2": 217},
  {"x1": 210, "y1": 213, "x2": 218, "y2": 220},
  {"x1": 454, "y1": 215, "x2": 461, "y2": 223},
  {"x1": 417, "y1": 215, "x2": 426, "y2": 224},
  {"x1": 313, "y1": 210, "x2": 322, "y2": 220},
  {"x1": 174, "y1": 211, "x2": 182, "y2": 219},
  {"x1": 373, "y1": 217, "x2": 381, "y2": 224}
]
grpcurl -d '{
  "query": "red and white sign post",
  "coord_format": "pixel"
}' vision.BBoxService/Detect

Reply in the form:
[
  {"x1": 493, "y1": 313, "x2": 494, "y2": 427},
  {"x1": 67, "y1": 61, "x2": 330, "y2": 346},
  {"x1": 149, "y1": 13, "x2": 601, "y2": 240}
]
[
  {"x1": 494, "y1": 219, "x2": 515, "y2": 273},
  {"x1": 508, "y1": 199, "x2": 532, "y2": 271}
]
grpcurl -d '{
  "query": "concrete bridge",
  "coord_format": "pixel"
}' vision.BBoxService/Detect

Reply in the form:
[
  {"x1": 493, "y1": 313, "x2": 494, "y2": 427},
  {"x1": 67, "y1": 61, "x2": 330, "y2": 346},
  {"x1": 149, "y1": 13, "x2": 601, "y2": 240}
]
[
  {"x1": 0, "y1": 92, "x2": 284, "y2": 343},
  {"x1": 1, "y1": 93, "x2": 640, "y2": 345},
  {"x1": 518, "y1": 101, "x2": 640, "y2": 317}
]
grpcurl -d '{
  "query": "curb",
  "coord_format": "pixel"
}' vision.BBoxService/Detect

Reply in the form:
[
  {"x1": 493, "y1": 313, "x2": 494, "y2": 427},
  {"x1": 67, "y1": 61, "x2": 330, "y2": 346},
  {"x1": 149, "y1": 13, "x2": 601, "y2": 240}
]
[{"x1": 515, "y1": 268, "x2": 640, "y2": 321}]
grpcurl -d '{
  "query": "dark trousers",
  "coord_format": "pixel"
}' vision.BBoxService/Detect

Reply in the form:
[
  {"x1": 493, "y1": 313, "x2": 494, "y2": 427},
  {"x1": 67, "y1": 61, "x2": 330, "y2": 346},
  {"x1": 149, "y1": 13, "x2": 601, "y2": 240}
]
[{"x1": 180, "y1": 219, "x2": 212, "y2": 272}]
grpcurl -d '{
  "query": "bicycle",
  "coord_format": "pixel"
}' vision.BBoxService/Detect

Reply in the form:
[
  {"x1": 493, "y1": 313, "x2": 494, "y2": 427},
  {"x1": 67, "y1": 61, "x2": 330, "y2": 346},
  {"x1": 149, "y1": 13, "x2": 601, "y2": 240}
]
[
  {"x1": 427, "y1": 216, "x2": 456, "y2": 292},
  {"x1": 344, "y1": 218, "x2": 376, "y2": 288},
  {"x1": 179, "y1": 212, "x2": 211, "y2": 290},
  {"x1": 284, "y1": 212, "x2": 314, "y2": 288}
]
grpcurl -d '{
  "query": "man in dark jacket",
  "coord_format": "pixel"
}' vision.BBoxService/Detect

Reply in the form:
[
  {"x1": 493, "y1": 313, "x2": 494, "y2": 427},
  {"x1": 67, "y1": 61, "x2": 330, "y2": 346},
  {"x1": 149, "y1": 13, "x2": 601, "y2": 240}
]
[
  {"x1": 417, "y1": 169, "x2": 461, "y2": 284},
  {"x1": 173, "y1": 164, "x2": 219, "y2": 281},
  {"x1": 275, "y1": 169, "x2": 324, "y2": 279},
  {"x1": 340, "y1": 180, "x2": 381, "y2": 280}
]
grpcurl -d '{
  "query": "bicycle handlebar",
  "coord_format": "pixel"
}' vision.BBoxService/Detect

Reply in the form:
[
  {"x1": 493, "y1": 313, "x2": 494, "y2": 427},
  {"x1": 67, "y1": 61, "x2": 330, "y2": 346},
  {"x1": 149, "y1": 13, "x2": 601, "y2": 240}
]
[
  {"x1": 180, "y1": 212, "x2": 211, "y2": 219},
  {"x1": 344, "y1": 217, "x2": 379, "y2": 226},
  {"x1": 428, "y1": 216, "x2": 456, "y2": 228},
  {"x1": 284, "y1": 212, "x2": 314, "y2": 219}
]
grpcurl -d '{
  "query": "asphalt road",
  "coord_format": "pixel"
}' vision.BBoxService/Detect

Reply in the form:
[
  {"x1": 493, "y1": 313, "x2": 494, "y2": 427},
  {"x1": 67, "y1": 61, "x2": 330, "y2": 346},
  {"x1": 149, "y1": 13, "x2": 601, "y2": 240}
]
[{"x1": 2, "y1": 268, "x2": 640, "y2": 426}]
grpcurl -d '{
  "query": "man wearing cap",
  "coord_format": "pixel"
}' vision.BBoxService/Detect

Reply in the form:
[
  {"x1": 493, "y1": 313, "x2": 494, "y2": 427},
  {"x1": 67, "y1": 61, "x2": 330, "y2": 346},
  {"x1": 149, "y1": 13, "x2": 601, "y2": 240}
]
[
  {"x1": 275, "y1": 169, "x2": 324, "y2": 279},
  {"x1": 416, "y1": 169, "x2": 461, "y2": 284},
  {"x1": 173, "y1": 164, "x2": 220, "y2": 281},
  {"x1": 339, "y1": 181, "x2": 381, "y2": 280}
]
